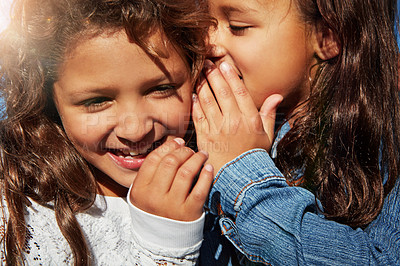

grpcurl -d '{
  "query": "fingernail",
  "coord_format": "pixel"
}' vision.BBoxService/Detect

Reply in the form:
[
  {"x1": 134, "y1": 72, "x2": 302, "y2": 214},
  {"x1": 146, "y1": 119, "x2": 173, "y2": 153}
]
[
  {"x1": 204, "y1": 164, "x2": 214, "y2": 172},
  {"x1": 219, "y1": 62, "x2": 231, "y2": 73},
  {"x1": 199, "y1": 150, "x2": 209, "y2": 157},
  {"x1": 173, "y1": 138, "x2": 185, "y2": 146},
  {"x1": 192, "y1": 93, "x2": 198, "y2": 103}
]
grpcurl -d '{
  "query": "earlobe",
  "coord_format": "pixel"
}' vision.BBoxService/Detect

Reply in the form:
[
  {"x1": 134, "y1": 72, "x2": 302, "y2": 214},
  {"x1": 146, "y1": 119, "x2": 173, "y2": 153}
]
[{"x1": 313, "y1": 25, "x2": 340, "y2": 60}]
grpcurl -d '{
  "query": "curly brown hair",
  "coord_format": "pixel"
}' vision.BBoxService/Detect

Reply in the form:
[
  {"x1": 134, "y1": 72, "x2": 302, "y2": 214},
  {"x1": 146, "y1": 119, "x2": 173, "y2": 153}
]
[
  {"x1": 0, "y1": 0, "x2": 213, "y2": 264},
  {"x1": 276, "y1": 0, "x2": 399, "y2": 228}
]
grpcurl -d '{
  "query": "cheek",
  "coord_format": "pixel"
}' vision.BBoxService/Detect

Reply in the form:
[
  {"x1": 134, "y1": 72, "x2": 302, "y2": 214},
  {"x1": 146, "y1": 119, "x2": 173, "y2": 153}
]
[
  {"x1": 156, "y1": 96, "x2": 192, "y2": 136},
  {"x1": 164, "y1": 104, "x2": 191, "y2": 134},
  {"x1": 61, "y1": 113, "x2": 110, "y2": 150},
  {"x1": 237, "y1": 43, "x2": 310, "y2": 108},
  {"x1": 171, "y1": 85, "x2": 193, "y2": 130}
]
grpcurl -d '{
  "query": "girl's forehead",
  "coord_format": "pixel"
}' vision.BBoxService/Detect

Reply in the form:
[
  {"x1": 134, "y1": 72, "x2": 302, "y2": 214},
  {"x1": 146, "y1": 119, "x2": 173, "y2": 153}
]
[
  {"x1": 64, "y1": 28, "x2": 184, "y2": 67},
  {"x1": 57, "y1": 30, "x2": 189, "y2": 86},
  {"x1": 210, "y1": 0, "x2": 297, "y2": 15}
]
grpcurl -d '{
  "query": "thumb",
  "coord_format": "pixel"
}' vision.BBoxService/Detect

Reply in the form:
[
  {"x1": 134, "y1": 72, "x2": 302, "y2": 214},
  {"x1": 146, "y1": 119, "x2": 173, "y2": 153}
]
[{"x1": 259, "y1": 94, "x2": 283, "y2": 137}]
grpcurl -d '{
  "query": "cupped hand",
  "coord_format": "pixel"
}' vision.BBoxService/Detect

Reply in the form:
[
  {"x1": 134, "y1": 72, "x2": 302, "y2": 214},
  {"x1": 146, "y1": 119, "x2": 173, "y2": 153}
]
[
  {"x1": 192, "y1": 60, "x2": 283, "y2": 173},
  {"x1": 130, "y1": 138, "x2": 213, "y2": 221}
]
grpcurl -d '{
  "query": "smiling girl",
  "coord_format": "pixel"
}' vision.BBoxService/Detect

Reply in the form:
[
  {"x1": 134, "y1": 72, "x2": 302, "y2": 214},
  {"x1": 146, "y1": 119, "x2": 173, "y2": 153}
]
[{"x1": 0, "y1": 0, "x2": 213, "y2": 264}]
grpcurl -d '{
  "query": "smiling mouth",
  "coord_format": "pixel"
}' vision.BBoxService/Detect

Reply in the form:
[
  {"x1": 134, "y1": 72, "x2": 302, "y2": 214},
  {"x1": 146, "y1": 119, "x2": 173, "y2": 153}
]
[{"x1": 107, "y1": 136, "x2": 167, "y2": 159}]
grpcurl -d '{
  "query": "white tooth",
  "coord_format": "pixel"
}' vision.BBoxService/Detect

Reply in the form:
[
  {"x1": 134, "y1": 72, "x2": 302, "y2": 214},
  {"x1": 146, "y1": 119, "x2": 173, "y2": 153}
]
[
  {"x1": 119, "y1": 155, "x2": 125, "y2": 158},
  {"x1": 129, "y1": 151, "x2": 138, "y2": 156}
]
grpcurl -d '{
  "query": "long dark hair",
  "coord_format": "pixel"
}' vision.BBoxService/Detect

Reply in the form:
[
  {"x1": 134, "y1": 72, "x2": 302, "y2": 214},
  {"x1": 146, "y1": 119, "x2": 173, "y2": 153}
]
[
  {"x1": 0, "y1": 0, "x2": 212, "y2": 264},
  {"x1": 276, "y1": 0, "x2": 399, "y2": 228}
]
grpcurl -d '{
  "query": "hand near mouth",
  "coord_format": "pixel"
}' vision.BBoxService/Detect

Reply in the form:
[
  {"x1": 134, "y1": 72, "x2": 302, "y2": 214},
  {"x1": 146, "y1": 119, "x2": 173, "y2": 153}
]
[
  {"x1": 192, "y1": 60, "x2": 283, "y2": 173},
  {"x1": 129, "y1": 138, "x2": 213, "y2": 221}
]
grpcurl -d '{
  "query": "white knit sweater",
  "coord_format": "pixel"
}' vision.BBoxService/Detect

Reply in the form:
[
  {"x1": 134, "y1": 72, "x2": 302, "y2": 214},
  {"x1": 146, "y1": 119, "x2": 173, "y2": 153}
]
[{"x1": 0, "y1": 191, "x2": 204, "y2": 265}]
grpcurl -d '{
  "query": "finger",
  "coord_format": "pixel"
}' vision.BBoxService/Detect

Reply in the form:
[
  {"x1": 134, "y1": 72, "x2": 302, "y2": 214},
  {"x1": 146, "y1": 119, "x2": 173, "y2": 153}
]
[
  {"x1": 192, "y1": 93, "x2": 210, "y2": 150},
  {"x1": 151, "y1": 146, "x2": 196, "y2": 193},
  {"x1": 219, "y1": 62, "x2": 258, "y2": 117},
  {"x1": 192, "y1": 93, "x2": 207, "y2": 129},
  {"x1": 196, "y1": 72, "x2": 223, "y2": 126},
  {"x1": 259, "y1": 94, "x2": 283, "y2": 139},
  {"x1": 203, "y1": 60, "x2": 240, "y2": 115},
  {"x1": 168, "y1": 150, "x2": 209, "y2": 203},
  {"x1": 134, "y1": 138, "x2": 185, "y2": 186},
  {"x1": 185, "y1": 163, "x2": 213, "y2": 212}
]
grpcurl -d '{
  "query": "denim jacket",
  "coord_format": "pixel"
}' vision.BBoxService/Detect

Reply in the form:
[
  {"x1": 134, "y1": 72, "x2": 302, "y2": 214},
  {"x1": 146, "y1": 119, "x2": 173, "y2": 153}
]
[{"x1": 199, "y1": 124, "x2": 400, "y2": 265}]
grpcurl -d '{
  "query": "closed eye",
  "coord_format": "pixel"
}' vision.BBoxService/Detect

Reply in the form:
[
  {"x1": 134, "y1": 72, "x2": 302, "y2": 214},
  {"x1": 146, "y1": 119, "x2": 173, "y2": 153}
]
[{"x1": 229, "y1": 25, "x2": 251, "y2": 36}]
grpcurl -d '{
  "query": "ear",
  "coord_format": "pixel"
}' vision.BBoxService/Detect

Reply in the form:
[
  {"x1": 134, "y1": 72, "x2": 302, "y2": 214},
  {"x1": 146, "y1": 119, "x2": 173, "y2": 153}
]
[{"x1": 312, "y1": 24, "x2": 340, "y2": 60}]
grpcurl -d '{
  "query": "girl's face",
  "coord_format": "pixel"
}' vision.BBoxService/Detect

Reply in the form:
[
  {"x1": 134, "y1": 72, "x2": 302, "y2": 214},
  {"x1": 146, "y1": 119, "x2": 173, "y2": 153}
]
[
  {"x1": 53, "y1": 31, "x2": 193, "y2": 196},
  {"x1": 208, "y1": 0, "x2": 317, "y2": 113}
]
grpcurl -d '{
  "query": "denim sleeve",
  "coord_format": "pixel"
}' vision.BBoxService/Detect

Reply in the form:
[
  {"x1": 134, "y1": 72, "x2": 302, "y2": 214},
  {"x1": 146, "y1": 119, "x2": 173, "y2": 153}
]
[{"x1": 208, "y1": 149, "x2": 400, "y2": 265}]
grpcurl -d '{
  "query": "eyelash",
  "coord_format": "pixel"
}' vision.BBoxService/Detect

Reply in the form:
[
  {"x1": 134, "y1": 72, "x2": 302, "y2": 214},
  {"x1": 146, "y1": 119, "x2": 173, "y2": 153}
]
[
  {"x1": 83, "y1": 97, "x2": 110, "y2": 106},
  {"x1": 147, "y1": 84, "x2": 178, "y2": 97},
  {"x1": 229, "y1": 25, "x2": 251, "y2": 35},
  {"x1": 83, "y1": 97, "x2": 112, "y2": 112},
  {"x1": 80, "y1": 85, "x2": 177, "y2": 112}
]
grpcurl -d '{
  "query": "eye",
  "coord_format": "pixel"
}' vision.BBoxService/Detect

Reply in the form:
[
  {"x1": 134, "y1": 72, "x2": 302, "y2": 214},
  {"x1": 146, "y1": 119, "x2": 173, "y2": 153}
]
[
  {"x1": 147, "y1": 84, "x2": 178, "y2": 98},
  {"x1": 82, "y1": 97, "x2": 112, "y2": 112},
  {"x1": 229, "y1": 25, "x2": 251, "y2": 36}
]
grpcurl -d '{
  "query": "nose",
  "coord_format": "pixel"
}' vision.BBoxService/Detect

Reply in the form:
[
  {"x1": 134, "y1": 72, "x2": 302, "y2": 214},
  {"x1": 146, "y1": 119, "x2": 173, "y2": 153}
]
[
  {"x1": 207, "y1": 24, "x2": 228, "y2": 62},
  {"x1": 114, "y1": 105, "x2": 153, "y2": 143}
]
